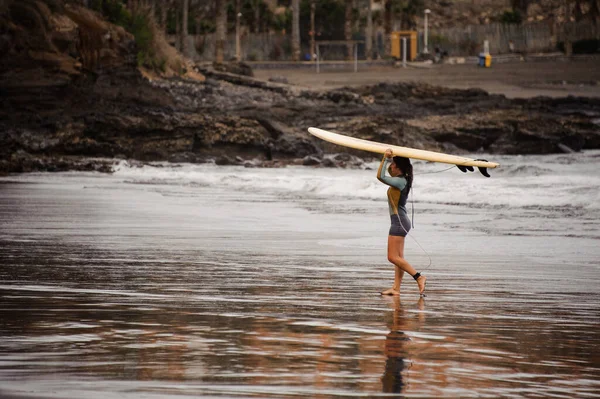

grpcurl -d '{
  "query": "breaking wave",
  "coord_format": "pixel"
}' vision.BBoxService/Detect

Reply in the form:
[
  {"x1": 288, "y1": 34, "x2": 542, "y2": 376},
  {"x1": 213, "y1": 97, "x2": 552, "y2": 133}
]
[{"x1": 112, "y1": 151, "x2": 600, "y2": 213}]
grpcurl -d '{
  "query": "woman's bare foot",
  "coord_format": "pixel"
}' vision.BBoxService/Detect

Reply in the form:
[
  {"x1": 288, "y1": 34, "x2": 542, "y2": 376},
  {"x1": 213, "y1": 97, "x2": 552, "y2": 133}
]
[
  {"x1": 417, "y1": 275, "x2": 427, "y2": 295},
  {"x1": 381, "y1": 288, "x2": 400, "y2": 296}
]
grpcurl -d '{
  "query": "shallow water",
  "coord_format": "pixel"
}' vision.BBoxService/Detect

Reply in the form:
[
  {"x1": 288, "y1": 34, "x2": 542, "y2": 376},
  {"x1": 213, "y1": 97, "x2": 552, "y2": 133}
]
[{"x1": 1, "y1": 153, "x2": 599, "y2": 398}]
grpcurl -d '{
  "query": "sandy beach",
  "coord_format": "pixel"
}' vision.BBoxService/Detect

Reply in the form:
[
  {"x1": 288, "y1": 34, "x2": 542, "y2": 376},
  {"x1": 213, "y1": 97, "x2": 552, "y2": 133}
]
[
  {"x1": 1, "y1": 153, "x2": 599, "y2": 398},
  {"x1": 254, "y1": 60, "x2": 600, "y2": 98}
]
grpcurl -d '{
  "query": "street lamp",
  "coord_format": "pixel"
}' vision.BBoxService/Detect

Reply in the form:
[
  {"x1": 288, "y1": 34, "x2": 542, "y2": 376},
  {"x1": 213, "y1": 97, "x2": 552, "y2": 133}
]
[
  {"x1": 236, "y1": 11, "x2": 242, "y2": 61},
  {"x1": 424, "y1": 9, "x2": 431, "y2": 54}
]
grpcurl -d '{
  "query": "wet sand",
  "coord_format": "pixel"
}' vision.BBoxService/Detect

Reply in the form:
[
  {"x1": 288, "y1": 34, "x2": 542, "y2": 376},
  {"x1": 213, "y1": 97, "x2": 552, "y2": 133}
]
[
  {"x1": 254, "y1": 60, "x2": 600, "y2": 98},
  {"x1": 1, "y1": 166, "x2": 599, "y2": 398}
]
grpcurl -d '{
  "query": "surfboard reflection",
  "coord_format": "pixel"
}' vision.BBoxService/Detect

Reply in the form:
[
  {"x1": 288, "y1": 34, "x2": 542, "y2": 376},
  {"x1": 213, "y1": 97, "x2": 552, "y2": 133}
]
[{"x1": 381, "y1": 296, "x2": 425, "y2": 395}]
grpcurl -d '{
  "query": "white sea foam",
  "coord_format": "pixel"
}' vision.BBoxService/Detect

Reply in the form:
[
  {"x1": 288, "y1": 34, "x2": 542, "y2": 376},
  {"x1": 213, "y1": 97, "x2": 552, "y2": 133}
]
[{"x1": 112, "y1": 151, "x2": 600, "y2": 213}]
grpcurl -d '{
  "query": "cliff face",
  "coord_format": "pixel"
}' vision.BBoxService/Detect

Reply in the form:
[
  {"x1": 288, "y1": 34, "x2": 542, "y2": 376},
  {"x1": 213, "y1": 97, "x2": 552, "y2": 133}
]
[{"x1": 0, "y1": 0, "x2": 136, "y2": 86}]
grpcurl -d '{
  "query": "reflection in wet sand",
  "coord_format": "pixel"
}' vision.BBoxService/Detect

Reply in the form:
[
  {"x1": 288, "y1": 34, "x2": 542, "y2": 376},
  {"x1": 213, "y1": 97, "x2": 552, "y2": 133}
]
[{"x1": 0, "y1": 173, "x2": 599, "y2": 398}]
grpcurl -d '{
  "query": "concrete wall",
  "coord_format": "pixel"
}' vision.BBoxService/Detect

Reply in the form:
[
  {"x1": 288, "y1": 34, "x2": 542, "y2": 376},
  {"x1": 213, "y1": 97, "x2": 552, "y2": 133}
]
[
  {"x1": 429, "y1": 21, "x2": 599, "y2": 56},
  {"x1": 175, "y1": 21, "x2": 599, "y2": 61}
]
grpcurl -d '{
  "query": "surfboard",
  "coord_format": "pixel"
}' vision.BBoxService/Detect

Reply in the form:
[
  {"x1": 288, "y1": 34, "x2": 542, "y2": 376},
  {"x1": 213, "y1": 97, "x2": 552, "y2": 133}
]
[{"x1": 308, "y1": 127, "x2": 499, "y2": 177}]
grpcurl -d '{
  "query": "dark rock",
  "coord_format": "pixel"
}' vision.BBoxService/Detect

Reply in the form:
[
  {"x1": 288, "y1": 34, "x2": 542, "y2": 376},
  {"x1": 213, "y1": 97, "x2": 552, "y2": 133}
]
[
  {"x1": 430, "y1": 131, "x2": 488, "y2": 152},
  {"x1": 215, "y1": 155, "x2": 236, "y2": 166},
  {"x1": 333, "y1": 153, "x2": 353, "y2": 162},
  {"x1": 582, "y1": 131, "x2": 600, "y2": 149},
  {"x1": 302, "y1": 155, "x2": 322, "y2": 166},
  {"x1": 273, "y1": 134, "x2": 321, "y2": 158},
  {"x1": 559, "y1": 134, "x2": 585, "y2": 152},
  {"x1": 213, "y1": 61, "x2": 254, "y2": 77},
  {"x1": 322, "y1": 158, "x2": 336, "y2": 168},
  {"x1": 557, "y1": 143, "x2": 576, "y2": 153},
  {"x1": 168, "y1": 152, "x2": 198, "y2": 163},
  {"x1": 258, "y1": 119, "x2": 290, "y2": 139},
  {"x1": 244, "y1": 159, "x2": 260, "y2": 168}
]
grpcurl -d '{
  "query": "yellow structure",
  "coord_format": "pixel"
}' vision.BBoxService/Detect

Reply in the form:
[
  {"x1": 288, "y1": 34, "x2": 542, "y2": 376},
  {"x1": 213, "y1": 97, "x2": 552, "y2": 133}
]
[
  {"x1": 479, "y1": 53, "x2": 493, "y2": 67},
  {"x1": 391, "y1": 31, "x2": 417, "y2": 61},
  {"x1": 485, "y1": 54, "x2": 492, "y2": 67}
]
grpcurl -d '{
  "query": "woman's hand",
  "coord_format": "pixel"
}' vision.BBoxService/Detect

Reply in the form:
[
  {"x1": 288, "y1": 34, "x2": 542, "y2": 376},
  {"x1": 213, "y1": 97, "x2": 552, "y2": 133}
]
[{"x1": 384, "y1": 149, "x2": 393, "y2": 159}]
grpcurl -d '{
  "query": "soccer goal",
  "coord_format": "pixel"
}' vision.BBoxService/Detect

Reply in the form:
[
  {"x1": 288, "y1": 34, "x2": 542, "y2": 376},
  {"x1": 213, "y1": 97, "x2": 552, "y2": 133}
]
[{"x1": 315, "y1": 40, "x2": 364, "y2": 73}]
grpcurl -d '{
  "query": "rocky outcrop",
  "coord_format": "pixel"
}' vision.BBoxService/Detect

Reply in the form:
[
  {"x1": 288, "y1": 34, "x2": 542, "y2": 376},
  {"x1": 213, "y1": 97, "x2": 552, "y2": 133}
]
[{"x1": 0, "y1": 1, "x2": 136, "y2": 88}]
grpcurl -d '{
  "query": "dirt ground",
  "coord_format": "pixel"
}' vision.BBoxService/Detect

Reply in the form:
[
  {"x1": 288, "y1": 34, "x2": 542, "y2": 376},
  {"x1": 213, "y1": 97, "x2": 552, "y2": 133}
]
[{"x1": 254, "y1": 60, "x2": 600, "y2": 99}]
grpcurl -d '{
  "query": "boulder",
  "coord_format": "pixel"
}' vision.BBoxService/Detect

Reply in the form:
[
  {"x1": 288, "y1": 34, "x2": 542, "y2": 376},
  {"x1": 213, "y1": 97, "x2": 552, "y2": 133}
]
[
  {"x1": 213, "y1": 61, "x2": 254, "y2": 77},
  {"x1": 302, "y1": 155, "x2": 322, "y2": 166}
]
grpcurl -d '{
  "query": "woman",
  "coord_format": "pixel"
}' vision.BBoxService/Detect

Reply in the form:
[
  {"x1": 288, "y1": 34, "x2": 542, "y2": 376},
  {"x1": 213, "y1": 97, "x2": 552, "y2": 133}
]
[{"x1": 377, "y1": 149, "x2": 426, "y2": 296}]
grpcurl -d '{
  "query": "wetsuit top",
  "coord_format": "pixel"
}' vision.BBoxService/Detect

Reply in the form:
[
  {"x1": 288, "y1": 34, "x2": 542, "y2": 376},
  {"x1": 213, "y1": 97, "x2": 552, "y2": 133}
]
[{"x1": 377, "y1": 156, "x2": 409, "y2": 216}]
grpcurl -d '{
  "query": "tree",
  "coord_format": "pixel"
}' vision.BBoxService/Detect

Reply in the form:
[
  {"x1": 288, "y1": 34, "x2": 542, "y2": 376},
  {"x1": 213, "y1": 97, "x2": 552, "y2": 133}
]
[
  {"x1": 384, "y1": 0, "x2": 391, "y2": 56},
  {"x1": 159, "y1": 2, "x2": 168, "y2": 32},
  {"x1": 235, "y1": 0, "x2": 241, "y2": 61},
  {"x1": 591, "y1": 0, "x2": 600, "y2": 25},
  {"x1": 215, "y1": 0, "x2": 226, "y2": 63},
  {"x1": 181, "y1": 0, "x2": 189, "y2": 55},
  {"x1": 291, "y1": 0, "x2": 300, "y2": 61},
  {"x1": 510, "y1": 0, "x2": 531, "y2": 17},
  {"x1": 253, "y1": 0, "x2": 261, "y2": 33},
  {"x1": 344, "y1": 0, "x2": 353, "y2": 60},
  {"x1": 366, "y1": 0, "x2": 373, "y2": 60},
  {"x1": 310, "y1": 1, "x2": 316, "y2": 60}
]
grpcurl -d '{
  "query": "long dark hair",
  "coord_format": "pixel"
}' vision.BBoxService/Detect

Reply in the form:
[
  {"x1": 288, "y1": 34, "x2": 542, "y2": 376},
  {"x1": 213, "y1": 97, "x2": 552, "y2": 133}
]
[{"x1": 392, "y1": 156, "x2": 413, "y2": 195}]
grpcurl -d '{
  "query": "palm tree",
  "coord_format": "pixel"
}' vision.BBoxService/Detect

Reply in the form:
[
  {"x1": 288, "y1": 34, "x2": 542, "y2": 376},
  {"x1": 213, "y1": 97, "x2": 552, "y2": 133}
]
[
  {"x1": 181, "y1": 0, "x2": 189, "y2": 56},
  {"x1": 510, "y1": 0, "x2": 531, "y2": 17},
  {"x1": 344, "y1": 0, "x2": 353, "y2": 60},
  {"x1": 253, "y1": 0, "x2": 261, "y2": 33},
  {"x1": 384, "y1": 0, "x2": 392, "y2": 56},
  {"x1": 366, "y1": 0, "x2": 373, "y2": 60},
  {"x1": 310, "y1": 1, "x2": 316, "y2": 60},
  {"x1": 291, "y1": 0, "x2": 301, "y2": 61},
  {"x1": 215, "y1": 0, "x2": 226, "y2": 63},
  {"x1": 159, "y1": 2, "x2": 168, "y2": 32}
]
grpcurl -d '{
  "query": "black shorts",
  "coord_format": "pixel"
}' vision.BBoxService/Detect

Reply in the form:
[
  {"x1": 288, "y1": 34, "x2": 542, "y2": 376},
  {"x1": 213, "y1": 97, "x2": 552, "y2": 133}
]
[{"x1": 389, "y1": 213, "x2": 411, "y2": 237}]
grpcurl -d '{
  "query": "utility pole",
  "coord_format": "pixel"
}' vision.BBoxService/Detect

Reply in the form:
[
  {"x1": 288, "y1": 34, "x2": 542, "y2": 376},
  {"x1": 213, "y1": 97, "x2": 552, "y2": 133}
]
[
  {"x1": 182, "y1": 0, "x2": 189, "y2": 56},
  {"x1": 366, "y1": 0, "x2": 373, "y2": 60},
  {"x1": 565, "y1": 0, "x2": 573, "y2": 56},
  {"x1": 291, "y1": 0, "x2": 300, "y2": 61},
  {"x1": 236, "y1": 0, "x2": 241, "y2": 61},
  {"x1": 345, "y1": 0, "x2": 352, "y2": 60},
  {"x1": 310, "y1": 1, "x2": 316, "y2": 61},
  {"x1": 423, "y1": 9, "x2": 431, "y2": 54},
  {"x1": 215, "y1": 0, "x2": 226, "y2": 63}
]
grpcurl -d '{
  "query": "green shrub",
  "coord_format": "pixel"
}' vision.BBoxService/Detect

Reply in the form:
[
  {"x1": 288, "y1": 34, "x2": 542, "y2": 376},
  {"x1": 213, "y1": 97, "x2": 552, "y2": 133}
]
[
  {"x1": 129, "y1": 12, "x2": 154, "y2": 67},
  {"x1": 501, "y1": 10, "x2": 522, "y2": 25},
  {"x1": 157, "y1": 58, "x2": 167, "y2": 73},
  {"x1": 90, "y1": 0, "x2": 182, "y2": 74}
]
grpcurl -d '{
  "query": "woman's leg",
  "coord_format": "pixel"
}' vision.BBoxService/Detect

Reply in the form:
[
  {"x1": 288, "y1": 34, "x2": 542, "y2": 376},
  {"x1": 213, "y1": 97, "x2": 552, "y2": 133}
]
[
  {"x1": 394, "y1": 236, "x2": 406, "y2": 290},
  {"x1": 386, "y1": 235, "x2": 427, "y2": 295},
  {"x1": 381, "y1": 236, "x2": 407, "y2": 296}
]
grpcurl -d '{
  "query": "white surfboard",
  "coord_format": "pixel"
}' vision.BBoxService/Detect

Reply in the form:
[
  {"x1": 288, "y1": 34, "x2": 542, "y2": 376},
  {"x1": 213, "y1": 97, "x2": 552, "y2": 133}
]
[{"x1": 308, "y1": 127, "x2": 499, "y2": 176}]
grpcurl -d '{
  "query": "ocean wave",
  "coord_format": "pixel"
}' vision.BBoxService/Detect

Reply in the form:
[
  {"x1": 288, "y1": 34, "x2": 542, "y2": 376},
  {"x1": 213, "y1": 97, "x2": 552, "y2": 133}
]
[
  {"x1": 495, "y1": 165, "x2": 554, "y2": 176},
  {"x1": 112, "y1": 154, "x2": 600, "y2": 212}
]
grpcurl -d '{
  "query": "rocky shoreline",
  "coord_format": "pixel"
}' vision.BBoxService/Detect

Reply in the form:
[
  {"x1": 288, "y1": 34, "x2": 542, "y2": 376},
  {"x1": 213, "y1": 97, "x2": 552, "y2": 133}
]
[
  {"x1": 2, "y1": 3, "x2": 600, "y2": 175},
  {"x1": 3, "y1": 63, "x2": 600, "y2": 175}
]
